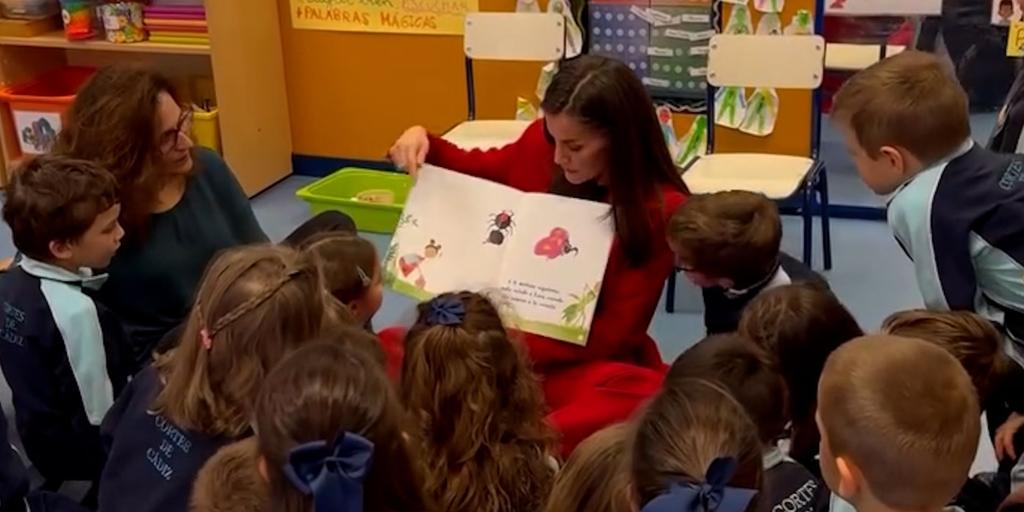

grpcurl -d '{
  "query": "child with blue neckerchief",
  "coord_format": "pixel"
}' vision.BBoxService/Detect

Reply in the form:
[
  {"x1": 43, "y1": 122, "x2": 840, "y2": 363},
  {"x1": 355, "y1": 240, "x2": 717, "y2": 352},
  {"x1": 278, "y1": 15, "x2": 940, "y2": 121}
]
[
  {"x1": 0, "y1": 155, "x2": 135, "y2": 495},
  {"x1": 632, "y1": 378, "x2": 763, "y2": 512}
]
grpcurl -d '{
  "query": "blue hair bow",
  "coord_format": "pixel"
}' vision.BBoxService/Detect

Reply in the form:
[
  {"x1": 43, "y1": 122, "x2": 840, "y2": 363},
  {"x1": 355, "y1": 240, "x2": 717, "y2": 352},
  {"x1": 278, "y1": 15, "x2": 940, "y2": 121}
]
[
  {"x1": 641, "y1": 457, "x2": 758, "y2": 512},
  {"x1": 426, "y1": 295, "x2": 466, "y2": 326},
  {"x1": 283, "y1": 432, "x2": 374, "y2": 512}
]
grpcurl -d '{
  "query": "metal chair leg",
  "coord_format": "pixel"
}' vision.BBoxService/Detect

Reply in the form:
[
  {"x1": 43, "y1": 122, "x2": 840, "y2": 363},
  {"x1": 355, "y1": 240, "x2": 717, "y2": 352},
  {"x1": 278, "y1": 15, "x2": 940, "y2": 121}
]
[
  {"x1": 802, "y1": 181, "x2": 813, "y2": 268},
  {"x1": 665, "y1": 272, "x2": 677, "y2": 313},
  {"x1": 819, "y1": 167, "x2": 833, "y2": 271}
]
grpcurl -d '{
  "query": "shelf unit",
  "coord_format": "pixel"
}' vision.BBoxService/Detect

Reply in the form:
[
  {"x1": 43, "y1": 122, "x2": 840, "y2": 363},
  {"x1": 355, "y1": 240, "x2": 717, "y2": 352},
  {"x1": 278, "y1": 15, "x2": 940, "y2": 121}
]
[{"x1": 0, "y1": 0, "x2": 292, "y2": 196}]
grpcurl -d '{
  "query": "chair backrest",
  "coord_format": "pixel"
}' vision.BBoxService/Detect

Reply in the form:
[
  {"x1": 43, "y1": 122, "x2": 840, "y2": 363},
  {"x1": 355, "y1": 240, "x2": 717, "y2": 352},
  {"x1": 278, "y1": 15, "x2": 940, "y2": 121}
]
[
  {"x1": 825, "y1": 42, "x2": 906, "y2": 71},
  {"x1": 463, "y1": 13, "x2": 566, "y2": 62},
  {"x1": 708, "y1": 34, "x2": 826, "y2": 90}
]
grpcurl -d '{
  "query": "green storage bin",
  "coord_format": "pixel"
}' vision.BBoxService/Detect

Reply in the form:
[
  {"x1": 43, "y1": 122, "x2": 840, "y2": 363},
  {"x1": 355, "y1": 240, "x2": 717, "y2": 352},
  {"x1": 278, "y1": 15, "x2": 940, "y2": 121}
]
[{"x1": 296, "y1": 168, "x2": 413, "y2": 234}]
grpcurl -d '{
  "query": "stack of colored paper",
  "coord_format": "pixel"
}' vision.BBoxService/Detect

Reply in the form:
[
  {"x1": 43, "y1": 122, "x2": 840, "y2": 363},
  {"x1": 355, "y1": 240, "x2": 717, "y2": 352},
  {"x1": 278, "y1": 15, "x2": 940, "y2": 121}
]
[{"x1": 143, "y1": 5, "x2": 208, "y2": 46}]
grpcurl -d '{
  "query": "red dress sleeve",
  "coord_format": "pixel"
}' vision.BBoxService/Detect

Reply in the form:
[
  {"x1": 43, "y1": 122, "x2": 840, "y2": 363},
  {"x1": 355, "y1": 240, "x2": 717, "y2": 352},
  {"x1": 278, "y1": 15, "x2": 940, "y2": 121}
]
[
  {"x1": 522, "y1": 188, "x2": 688, "y2": 370},
  {"x1": 425, "y1": 120, "x2": 553, "y2": 192}
]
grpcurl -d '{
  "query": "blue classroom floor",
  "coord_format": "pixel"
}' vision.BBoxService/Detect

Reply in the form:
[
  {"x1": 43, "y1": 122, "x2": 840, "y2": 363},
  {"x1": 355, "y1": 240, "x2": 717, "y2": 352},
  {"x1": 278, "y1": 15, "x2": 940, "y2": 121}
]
[{"x1": 0, "y1": 113, "x2": 998, "y2": 362}]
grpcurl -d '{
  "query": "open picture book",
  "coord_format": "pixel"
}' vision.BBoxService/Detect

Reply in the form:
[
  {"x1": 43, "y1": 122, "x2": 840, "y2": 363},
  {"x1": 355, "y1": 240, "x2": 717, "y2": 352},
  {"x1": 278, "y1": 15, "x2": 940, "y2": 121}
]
[{"x1": 382, "y1": 165, "x2": 615, "y2": 345}]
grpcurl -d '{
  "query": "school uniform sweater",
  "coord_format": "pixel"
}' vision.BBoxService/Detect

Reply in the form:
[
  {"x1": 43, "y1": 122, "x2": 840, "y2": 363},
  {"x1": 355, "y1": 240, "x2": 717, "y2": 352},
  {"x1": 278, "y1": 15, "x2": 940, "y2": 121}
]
[
  {"x1": 426, "y1": 119, "x2": 687, "y2": 371},
  {"x1": 761, "y1": 447, "x2": 829, "y2": 512},
  {"x1": 703, "y1": 252, "x2": 827, "y2": 335},
  {"x1": 0, "y1": 411, "x2": 89, "y2": 512},
  {"x1": 424, "y1": 120, "x2": 686, "y2": 454},
  {"x1": 99, "y1": 366, "x2": 233, "y2": 512},
  {"x1": 887, "y1": 141, "x2": 1024, "y2": 352},
  {"x1": 0, "y1": 259, "x2": 133, "y2": 484},
  {"x1": 97, "y1": 148, "x2": 268, "y2": 363}
]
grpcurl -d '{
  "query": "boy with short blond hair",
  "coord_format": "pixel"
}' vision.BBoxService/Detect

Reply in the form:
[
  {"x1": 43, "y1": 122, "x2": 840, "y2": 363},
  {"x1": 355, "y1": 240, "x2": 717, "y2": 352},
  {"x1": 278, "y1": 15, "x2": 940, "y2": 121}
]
[
  {"x1": 817, "y1": 335, "x2": 980, "y2": 512},
  {"x1": 667, "y1": 190, "x2": 825, "y2": 334},
  {"x1": 833, "y1": 51, "x2": 1024, "y2": 354}
]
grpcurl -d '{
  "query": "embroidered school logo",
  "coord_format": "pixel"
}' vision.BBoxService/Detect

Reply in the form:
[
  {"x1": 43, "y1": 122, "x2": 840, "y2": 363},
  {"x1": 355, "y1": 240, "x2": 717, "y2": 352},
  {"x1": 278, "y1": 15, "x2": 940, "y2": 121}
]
[
  {"x1": 1, "y1": 303, "x2": 25, "y2": 346},
  {"x1": 999, "y1": 160, "x2": 1024, "y2": 191}
]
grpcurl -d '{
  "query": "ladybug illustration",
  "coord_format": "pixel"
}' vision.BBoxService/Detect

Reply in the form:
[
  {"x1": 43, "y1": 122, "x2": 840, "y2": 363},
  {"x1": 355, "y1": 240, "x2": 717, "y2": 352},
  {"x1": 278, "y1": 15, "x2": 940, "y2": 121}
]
[
  {"x1": 534, "y1": 227, "x2": 579, "y2": 259},
  {"x1": 485, "y1": 210, "x2": 516, "y2": 246}
]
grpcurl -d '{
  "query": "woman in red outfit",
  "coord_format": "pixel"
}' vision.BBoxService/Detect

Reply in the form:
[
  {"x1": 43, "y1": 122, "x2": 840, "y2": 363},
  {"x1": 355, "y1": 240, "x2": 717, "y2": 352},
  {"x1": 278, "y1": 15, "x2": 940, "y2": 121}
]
[{"x1": 388, "y1": 55, "x2": 688, "y2": 453}]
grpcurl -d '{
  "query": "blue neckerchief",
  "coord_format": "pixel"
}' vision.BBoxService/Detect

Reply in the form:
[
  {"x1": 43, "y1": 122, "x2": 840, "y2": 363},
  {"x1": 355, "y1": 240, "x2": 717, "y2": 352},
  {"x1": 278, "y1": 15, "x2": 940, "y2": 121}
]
[
  {"x1": 18, "y1": 257, "x2": 113, "y2": 425},
  {"x1": 283, "y1": 432, "x2": 374, "y2": 512},
  {"x1": 642, "y1": 457, "x2": 758, "y2": 512}
]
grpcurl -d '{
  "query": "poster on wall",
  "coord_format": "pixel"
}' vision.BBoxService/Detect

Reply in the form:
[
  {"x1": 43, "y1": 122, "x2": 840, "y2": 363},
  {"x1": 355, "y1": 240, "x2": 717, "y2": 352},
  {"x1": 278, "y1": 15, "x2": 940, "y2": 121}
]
[
  {"x1": 994, "y1": 0, "x2": 1024, "y2": 26},
  {"x1": 825, "y1": 0, "x2": 940, "y2": 16},
  {"x1": 290, "y1": 0, "x2": 478, "y2": 35}
]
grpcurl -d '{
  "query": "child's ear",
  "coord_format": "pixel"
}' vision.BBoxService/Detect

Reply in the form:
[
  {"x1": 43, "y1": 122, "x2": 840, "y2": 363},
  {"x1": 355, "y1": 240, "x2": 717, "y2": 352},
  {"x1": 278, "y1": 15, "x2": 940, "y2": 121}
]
[
  {"x1": 836, "y1": 455, "x2": 862, "y2": 499},
  {"x1": 48, "y1": 239, "x2": 75, "y2": 262},
  {"x1": 346, "y1": 299, "x2": 361, "y2": 316},
  {"x1": 878, "y1": 145, "x2": 905, "y2": 174},
  {"x1": 257, "y1": 456, "x2": 269, "y2": 483}
]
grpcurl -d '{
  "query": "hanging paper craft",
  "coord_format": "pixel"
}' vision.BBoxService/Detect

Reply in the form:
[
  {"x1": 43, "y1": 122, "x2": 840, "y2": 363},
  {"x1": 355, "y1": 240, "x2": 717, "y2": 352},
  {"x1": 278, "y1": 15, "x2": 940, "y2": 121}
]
[
  {"x1": 784, "y1": 9, "x2": 813, "y2": 34},
  {"x1": 756, "y1": 12, "x2": 782, "y2": 35},
  {"x1": 536, "y1": 62, "x2": 557, "y2": 101},
  {"x1": 516, "y1": 98, "x2": 538, "y2": 121},
  {"x1": 740, "y1": 88, "x2": 780, "y2": 137},
  {"x1": 725, "y1": 4, "x2": 753, "y2": 34},
  {"x1": 516, "y1": 0, "x2": 540, "y2": 13},
  {"x1": 549, "y1": 0, "x2": 584, "y2": 57},
  {"x1": 657, "y1": 106, "x2": 682, "y2": 161},
  {"x1": 676, "y1": 115, "x2": 708, "y2": 168},
  {"x1": 715, "y1": 86, "x2": 747, "y2": 129},
  {"x1": 754, "y1": 0, "x2": 784, "y2": 12}
]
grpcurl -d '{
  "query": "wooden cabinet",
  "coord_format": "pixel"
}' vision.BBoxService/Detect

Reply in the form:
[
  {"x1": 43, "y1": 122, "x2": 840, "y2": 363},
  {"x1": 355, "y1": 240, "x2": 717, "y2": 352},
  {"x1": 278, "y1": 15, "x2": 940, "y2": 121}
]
[{"x1": 0, "y1": 0, "x2": 292, "y2": 196}]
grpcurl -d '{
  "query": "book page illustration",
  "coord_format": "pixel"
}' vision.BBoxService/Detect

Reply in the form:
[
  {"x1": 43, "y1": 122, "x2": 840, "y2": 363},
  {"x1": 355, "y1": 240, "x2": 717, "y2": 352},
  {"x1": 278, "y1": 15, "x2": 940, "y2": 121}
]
[{"x1": 384, "y1": 166, "x2": 614, "y2": 345}]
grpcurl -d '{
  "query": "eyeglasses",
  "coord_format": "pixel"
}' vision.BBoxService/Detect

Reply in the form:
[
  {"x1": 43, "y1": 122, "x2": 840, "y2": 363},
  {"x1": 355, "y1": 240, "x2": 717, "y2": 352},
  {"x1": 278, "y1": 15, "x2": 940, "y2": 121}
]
[{"x1": 158, "y1": 108, "x2": 194, "y2": 154}]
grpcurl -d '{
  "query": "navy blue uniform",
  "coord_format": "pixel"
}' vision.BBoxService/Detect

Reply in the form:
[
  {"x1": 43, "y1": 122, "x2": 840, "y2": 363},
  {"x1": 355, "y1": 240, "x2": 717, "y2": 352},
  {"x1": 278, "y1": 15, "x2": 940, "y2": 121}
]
[
  {"x1": 887, "y1": 141, "x2": 1024, "y2": 348},
  {"x1": 0, "y1": 411, "x2": 90, "y2": 512},
  {"x1": 99, "y1": 366, "x2": 232, "y2": 512},
  {"x1": 0, "y1": 260, "x2": 133, "y2": 485},
  {"x1": 703, "y1": 252, "x2": 827, "y2": 335},
  {"x1": 761, "y1": 448, "x2": 829, "y2": 512}
]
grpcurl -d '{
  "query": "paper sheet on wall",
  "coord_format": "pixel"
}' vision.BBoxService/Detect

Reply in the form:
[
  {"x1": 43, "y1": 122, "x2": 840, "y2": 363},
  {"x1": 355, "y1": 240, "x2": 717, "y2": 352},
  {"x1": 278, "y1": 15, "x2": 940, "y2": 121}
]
[
  {"x1": 725, "y1": 4, "x2": 753, "y2": 34},
  {"x1": 996, "y1": 0, "x2": 1024, "y2": 26},
  {"x1": 756, "y1": 12, "x2": 782, "y2": 35},
  {"x1": 755, "y1": 0, "x2": 784, "y2": 12},
  {"x1": 289, "y1": 0, "x2": 478, "y2": 35},
  {"x1": 715, "y1": 86, "x2": 747, "y2": 129},
  {"x1": 739, "y1": 87, "x2": 779, "y2": 136},
  {"x1": 383, "y1": 166, "x2": 615, "y2": 345},
  {"x1": 676, "y1": 114, "x2": 708, "y2": 168},
  {"x1": 825, "y1": 0, "x2": 940, "y2": 16},
  {"x1": 784, "y1": 9, "x2": 813, "y2": 35},
  {"x1": 1009, "y1": 21, "x2": 1024, "y2": 57}
]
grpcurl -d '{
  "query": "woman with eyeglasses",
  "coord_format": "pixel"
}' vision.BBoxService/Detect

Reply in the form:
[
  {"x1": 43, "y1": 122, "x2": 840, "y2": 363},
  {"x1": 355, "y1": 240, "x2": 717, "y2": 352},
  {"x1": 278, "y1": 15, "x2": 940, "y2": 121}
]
[{"x1": 55, "y1": 65, "x2": 354, "y2": 364}]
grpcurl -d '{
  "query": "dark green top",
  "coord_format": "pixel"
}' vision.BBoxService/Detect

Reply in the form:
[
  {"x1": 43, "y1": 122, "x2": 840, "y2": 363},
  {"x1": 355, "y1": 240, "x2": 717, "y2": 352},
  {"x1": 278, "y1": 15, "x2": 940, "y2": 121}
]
[{"x1": 97, "y1": 149, "x2": 268, "y2": 356}]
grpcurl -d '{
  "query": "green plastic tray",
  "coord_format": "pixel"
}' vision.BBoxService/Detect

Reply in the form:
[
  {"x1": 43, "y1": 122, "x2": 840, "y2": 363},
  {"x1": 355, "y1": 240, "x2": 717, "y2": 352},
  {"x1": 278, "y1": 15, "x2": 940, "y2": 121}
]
[{"x1": 296, "y1": 168, "x2": 413, "y2": 234}]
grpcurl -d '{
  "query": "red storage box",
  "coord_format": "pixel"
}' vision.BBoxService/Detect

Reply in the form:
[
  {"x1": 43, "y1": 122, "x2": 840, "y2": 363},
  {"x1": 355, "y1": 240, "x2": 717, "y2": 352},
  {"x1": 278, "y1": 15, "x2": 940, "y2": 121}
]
[{"x1": 0, "y1": 66, "x2": 94, "y2": 157}]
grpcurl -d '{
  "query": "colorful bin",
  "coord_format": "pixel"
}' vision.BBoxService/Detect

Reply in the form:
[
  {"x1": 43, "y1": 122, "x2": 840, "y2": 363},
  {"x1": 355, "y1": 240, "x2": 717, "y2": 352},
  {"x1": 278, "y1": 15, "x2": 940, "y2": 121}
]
[
  {"x1": 296, "y1": 168, "x2": 412, "y2": 234},
  {"x1": 191, "y1": 106, "x2": 219, "y2": 153},
  {"x1": 0, "y1": 66, "x2": 94, "y2": 157}
]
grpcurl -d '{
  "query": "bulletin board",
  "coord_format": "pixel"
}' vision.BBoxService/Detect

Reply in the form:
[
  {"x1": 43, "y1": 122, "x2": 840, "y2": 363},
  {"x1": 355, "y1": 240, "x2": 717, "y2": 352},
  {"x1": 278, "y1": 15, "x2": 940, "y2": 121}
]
[{"x1": 589, "y1": 0, "x2": 713, "y2": 101}]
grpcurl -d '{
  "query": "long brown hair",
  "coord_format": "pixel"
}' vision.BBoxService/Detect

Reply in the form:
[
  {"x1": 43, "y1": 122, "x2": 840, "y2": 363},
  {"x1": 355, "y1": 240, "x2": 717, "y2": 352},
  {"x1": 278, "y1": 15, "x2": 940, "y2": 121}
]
[
  {"x1": 542, "y1": 55, "x2": 688, "y2": 265},
  {"x1": 632, "y1": 379, "x2": 763, "y2": 510},
  {"x1": 301, "y1": 232, "x2": 378, "y2": 304},
  {"x1": 56, "y1": 64, "x2": 187, "y2": 237},
  {"x1": 737, "y1": 283, "x2": 863, "y2": 466},
  {"x1": 256, "y1": 341, "x2": 433, "y2": 512},
  {"x1": 401, "y1": 291, "x2": 557, "y2": 512},
  {"x1": 152, "y1": 245, "x2": 327, "y2": 438},
  {"x1": 543, "y1": 423, "x2": 632, "y2": 512}
]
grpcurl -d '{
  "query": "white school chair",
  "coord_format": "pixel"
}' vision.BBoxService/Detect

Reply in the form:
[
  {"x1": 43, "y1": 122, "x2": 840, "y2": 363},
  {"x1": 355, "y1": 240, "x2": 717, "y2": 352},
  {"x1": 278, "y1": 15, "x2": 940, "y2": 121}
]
[
  {"x1": 825, "y1": 42, "x2": 905, "y2": 71},
  {"x1": 443, "y1": 12, "x2": 566, "y2": 151},
  {"x1": 666, "y1": 33, "x2": 830, "y2": 312}
]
